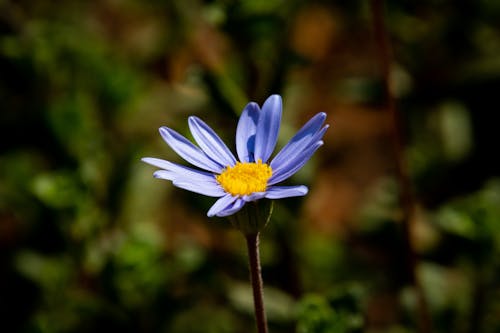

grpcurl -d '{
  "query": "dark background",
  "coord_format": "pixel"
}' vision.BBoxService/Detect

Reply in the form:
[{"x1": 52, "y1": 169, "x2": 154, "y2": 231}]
[{"x1": 1, "y1": 0, "x2": 499, "y2": 332}]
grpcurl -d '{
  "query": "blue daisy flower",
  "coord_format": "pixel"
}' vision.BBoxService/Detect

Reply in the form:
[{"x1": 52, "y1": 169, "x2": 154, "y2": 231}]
[{"x1": 142, "y1": 94, "x2": 328, "y2": 217}]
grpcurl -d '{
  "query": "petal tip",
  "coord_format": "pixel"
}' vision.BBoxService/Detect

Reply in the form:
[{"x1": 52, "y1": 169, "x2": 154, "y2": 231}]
[
  {"x1": 265, "y1": 94, "x2": 282, "y2": 109},
  {"x1": 246, "y1": 101, "x2": 260, "y2": 110},
  {"x1": 142, "y1": 157, "x2": 163, "y2": 167},
  {"x1": 300, "y1": 186, "x2": 309, "y2": 195},
  {"x1": 158, "y1": 126, "x2": 170, "y2": 136}
]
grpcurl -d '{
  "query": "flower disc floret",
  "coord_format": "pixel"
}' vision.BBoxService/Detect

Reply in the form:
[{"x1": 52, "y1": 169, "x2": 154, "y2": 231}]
[{"x1": 216, "y1": 160, "x2": 272, "y2": 196}]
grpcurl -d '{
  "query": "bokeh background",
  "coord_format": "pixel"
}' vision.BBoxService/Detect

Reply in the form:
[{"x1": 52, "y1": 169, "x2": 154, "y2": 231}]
[{"x1": 1, "y1": 0, "x2": 500, "y2": 332}]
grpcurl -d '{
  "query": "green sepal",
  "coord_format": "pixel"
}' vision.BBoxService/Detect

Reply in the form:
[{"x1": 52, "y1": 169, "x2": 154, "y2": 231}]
[{"x1": 228, "y1": 200, "x2": 274, "y2": 235}]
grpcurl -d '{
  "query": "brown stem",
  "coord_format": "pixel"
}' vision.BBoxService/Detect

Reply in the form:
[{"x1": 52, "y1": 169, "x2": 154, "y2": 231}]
[
  {"x1": 369, "y1": 1, "x2": 432, "y2": 332},
  {"x1": 245, "y1": 233, "x2": 269, "y2": 333}
]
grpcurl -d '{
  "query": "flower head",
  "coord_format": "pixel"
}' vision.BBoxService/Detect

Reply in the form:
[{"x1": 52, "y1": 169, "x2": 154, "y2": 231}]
[{"x1": 142, "y1": 94, "x2": 328, "y2": 217}]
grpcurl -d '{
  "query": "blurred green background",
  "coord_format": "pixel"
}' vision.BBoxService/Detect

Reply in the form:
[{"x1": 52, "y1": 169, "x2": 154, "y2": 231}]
[{"x1": 1, "y1": 0, "x2": 500, "y2": 332}]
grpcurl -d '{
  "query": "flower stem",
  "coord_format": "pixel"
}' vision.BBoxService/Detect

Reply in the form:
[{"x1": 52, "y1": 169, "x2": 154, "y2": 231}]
[{"x1": 245, "y1": 233, "x2": 268, "y2": 333}]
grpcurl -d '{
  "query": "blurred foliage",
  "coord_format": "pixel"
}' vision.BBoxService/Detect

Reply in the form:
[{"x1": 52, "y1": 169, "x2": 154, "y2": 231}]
[
  {"x1": 1, "y1": 0, "x2": 500, "y2": 332},
  {"x1": 296, "y1": 287, "x2": 364, "y2": 333}
]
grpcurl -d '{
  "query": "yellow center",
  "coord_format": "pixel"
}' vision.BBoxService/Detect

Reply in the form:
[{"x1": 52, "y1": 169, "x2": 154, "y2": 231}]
[{"x1": 216, "y1": 159, "x2": 272, "y2": 196}]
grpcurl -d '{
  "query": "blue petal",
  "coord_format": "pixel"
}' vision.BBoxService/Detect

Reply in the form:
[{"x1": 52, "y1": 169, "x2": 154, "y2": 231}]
[
  {"x1": 268, "y1": 140, "x2": 324, "y2": 185},
  {"x1": 264, "y1": 185, "x2": 308, "y2": 199},
  {"x1": 254, "y1": 95, "x2": 282, "y2": 162},
  {"x1": 172, "y1": 179, "x2": 226, "y2": 197},
  {"x1": 207, "y1": 194, "x2": 238, "y2": 217},
  {"x1": 153, "y1": 170, "x2": 176, "y2": 181},
  {"x1": 188, "y1": 116, "x2": 237, "y2": 167},
  {"x1": 236, "y1": 102, "x2": 260, "y2": 162},
  {"x1": 270, "y1": 112, "x2": 327, "y2": 170},
  {"x1": 153, "y1": 170, "x2": 225, "y2": 197},
  {"x1": 152, "y1": 169, "x2": 216, "y2": 184},
  {"x1": 271, "y1": 124, "x2": 328, "y2": 172},
  {"x1": 142, "y1": 157, "x2": 216, "y2": 181},
  {"x1": 216, "y1": 198, "x2": 246, "y2": 217},
  {"x1": 159, "y1": 127, "x2": 223, "y2": 173},
  {"x1": 242, "y1": 192, "x2": 267, "y2": 202}
]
